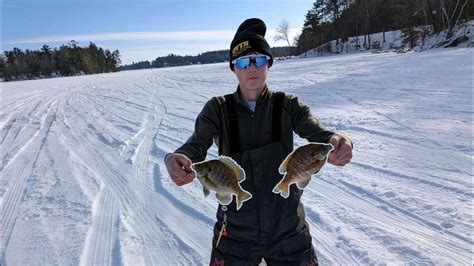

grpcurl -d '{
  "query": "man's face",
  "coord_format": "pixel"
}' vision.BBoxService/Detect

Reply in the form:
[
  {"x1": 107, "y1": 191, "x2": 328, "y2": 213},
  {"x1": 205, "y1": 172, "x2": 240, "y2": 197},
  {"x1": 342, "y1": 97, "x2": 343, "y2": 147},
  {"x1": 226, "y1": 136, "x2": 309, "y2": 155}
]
[{"x1": 233, "y1": 53, "x2": 269, "y2": 95}]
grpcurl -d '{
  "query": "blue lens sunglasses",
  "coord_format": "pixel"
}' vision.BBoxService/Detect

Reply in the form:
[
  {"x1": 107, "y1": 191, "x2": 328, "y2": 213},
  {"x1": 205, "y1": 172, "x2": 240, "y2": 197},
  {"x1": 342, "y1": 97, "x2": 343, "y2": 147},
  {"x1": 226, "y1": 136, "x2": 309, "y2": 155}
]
[{"x1": 232, "y1": 54, "x2": 271, "y2": 69}]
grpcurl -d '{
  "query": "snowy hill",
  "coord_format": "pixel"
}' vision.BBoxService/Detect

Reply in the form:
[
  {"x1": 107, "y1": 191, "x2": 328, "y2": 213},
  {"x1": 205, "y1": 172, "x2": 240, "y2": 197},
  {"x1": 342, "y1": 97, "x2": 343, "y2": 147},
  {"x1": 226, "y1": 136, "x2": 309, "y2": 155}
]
[
  {"x1": 301, "y1": 20, "x2": 474, "y2": 57},
  {"x1": 1, "y1": 48, "x2": 472, "y2": 265}
]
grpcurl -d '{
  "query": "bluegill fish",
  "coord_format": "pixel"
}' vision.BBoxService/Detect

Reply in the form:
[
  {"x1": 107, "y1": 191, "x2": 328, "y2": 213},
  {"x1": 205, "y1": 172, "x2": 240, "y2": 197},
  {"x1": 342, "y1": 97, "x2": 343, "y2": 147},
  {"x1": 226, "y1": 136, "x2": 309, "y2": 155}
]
[
  {"x1": 192, "y1": 156, "x2": 252, "y2": 210},
  {"x1": 273, "y1": 143, "x2": 333, "y2": 198}
]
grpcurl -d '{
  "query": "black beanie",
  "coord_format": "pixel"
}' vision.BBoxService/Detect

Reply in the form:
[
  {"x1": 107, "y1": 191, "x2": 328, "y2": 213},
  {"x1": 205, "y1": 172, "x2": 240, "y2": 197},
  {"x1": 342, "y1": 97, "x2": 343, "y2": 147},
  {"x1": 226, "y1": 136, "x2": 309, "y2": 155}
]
[{"x1": 229, "y1": 18, "x2": 273, "y2": 70}]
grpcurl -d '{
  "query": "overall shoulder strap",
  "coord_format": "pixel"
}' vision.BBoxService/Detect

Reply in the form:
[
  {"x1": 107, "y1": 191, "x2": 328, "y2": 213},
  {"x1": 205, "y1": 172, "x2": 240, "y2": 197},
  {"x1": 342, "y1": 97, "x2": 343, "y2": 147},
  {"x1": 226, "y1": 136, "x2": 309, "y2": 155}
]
[
  {"x1": 271, "y1": 92, "x2": 285, "y2": 142},
  {"x1": 219, "y1": 92, "x2": 284, "y2": 155},
  {"x1": 221, "y1": 94, "x2": 240, "y2": 155},
  {"x1": 216, "y1": 96, "x2": 225, "y2": 156}
]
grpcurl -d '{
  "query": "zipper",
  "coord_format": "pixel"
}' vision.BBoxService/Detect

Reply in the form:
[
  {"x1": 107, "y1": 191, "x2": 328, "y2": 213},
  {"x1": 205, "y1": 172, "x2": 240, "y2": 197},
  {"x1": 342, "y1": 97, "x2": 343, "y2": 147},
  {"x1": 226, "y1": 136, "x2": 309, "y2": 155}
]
[
  {"x1": 247, "y1": 154, "x2": 260, "y2": 243},
  {"x1": 251, "y1": 112, "x2": 255, "y2": 147}
]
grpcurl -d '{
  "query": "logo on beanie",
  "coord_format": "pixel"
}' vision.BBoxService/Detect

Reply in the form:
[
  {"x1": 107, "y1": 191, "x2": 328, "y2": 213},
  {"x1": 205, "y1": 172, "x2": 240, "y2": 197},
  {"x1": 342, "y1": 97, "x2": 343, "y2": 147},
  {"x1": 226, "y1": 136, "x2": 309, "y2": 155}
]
[{"x1": 232, "y1": 41, "x2": 251, "y2": 57}]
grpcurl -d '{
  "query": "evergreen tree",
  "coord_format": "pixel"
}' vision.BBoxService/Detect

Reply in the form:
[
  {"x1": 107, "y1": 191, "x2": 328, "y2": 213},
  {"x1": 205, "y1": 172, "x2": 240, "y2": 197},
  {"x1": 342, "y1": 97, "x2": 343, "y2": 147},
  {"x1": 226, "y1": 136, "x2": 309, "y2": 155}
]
[
  {"x1": 300, "y1": 1, "x2": 325, "y2": 52},
  {"x1": 0, "y1": 54, "x2": 7, "y2": 80},
  {"x1": 295, "y1": 0, "x2": 471, "y2": 53},
  {"x1": 1, "y1": 42, "x2": 122, "y2": 81},
  {"x1": 40, "y1": 45, "x2": 54, "y2": 77}
]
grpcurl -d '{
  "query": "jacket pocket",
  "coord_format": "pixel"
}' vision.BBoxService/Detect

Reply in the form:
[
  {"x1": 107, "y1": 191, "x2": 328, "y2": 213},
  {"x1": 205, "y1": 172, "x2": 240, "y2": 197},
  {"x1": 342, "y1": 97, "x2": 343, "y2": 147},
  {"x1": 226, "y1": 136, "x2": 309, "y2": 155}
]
[{"x1": 212, "y1": 234, "x2": 249, "y2": 258}]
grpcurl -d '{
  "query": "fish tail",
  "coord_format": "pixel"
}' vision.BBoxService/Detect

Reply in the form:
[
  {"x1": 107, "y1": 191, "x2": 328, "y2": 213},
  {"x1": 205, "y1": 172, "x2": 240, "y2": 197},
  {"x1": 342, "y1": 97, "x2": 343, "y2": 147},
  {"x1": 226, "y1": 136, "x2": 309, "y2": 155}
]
[
  {"x1": 272, "y1": 175, "x2": 291, "y2": 199},
  {"x1": 236, "y1": 190, "x2": 252, "y2": 210}
]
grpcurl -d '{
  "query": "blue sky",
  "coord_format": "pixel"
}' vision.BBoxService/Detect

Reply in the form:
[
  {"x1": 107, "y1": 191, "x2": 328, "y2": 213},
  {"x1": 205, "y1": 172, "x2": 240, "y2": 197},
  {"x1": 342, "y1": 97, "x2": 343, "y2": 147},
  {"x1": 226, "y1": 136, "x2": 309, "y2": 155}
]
[{"x1": 3, "y1": 0, "x2": 314, "y2": 64}]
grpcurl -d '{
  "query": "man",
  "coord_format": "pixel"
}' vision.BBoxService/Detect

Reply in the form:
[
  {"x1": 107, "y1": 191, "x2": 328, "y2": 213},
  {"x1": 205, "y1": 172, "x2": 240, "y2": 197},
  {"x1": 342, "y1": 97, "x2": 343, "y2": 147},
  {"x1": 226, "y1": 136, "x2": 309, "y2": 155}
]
[{"x1": 164, "y1": 18, "x2": 352, "y2": 265}]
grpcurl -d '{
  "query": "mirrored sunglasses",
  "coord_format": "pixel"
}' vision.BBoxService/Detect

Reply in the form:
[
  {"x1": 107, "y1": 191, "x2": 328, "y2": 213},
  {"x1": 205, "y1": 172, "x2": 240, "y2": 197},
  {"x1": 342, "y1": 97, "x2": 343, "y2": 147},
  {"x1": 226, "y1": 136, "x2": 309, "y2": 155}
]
[{"x1": 232, "y1": 55, "x2": 270, "y2": 69}]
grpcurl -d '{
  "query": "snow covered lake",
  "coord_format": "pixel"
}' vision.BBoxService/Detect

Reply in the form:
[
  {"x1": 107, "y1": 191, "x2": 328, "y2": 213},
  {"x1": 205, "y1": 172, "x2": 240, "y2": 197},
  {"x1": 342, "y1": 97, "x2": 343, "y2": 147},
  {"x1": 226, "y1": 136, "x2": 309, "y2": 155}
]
[{"x1": 1, "y1": 48, "x2": 472, "y2": 265}]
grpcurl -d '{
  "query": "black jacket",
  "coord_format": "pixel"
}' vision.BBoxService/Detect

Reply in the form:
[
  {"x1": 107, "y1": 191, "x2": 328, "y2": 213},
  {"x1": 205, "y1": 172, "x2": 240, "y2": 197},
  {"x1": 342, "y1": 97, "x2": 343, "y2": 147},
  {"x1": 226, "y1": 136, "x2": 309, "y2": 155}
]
[
  {"x1": 174, "y1": 86, "x2": 335, "y2": 250},
  {"x1": 175, "y1": 86, "x2": 334, "y2": 161}
]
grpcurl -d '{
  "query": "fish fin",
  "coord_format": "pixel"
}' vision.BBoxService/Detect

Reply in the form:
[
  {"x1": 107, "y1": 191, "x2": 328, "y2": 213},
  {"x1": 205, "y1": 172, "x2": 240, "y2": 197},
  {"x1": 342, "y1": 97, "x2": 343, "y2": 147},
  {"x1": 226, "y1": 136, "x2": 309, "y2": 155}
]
[
  {"x1": 203, "y1": 186, "x2": 210, "y2": 197},
  {"x1": 278, "y1": 154, "x2": 291, "y2": 174},
  {"x1": 191, "y1": 161, "x2": 203, "y2": 171},
  {"x1": 310, "y1": 159, "x2": 326, "y2": 175},
  {"x1": 219, "y1": 156, "x2": 246, "y2": 182},
  {"x1": 272, "y1": 174, "x2": 291, "y2": 199},
  {"x1": 296, "y1": 178, "x2": 311, "y2": 189},
  {"x1": 195, "y1": 176, "x2": 206, "y2": 188},
  {"x1": 198, "y1": 175, "x2": 217, "y2": 192},
  {"x1": 216, "y1": 194, "x2": 233, "y2": 206},
  {"x1": 238, "y1": 167, "x2": 246, "y2": 182},
  {"x1": 236, "y1": 190, "x2": 253, "y2": 210}
]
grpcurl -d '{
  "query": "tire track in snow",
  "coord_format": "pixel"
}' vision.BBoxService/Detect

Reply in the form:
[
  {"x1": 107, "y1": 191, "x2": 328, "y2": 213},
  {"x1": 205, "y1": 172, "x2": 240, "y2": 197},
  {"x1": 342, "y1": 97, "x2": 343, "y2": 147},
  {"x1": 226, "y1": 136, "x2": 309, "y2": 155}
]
[
  {"x1": 80, "y1": 188, "x2": 120, "y2": 266},
  {"x1": 75, "y1": 91, "x2": 141, "y2": 136},
  {"x1": 152, "y1": 213, "x2": 202, "y2": 265},
  {"x1": 1, "y1": 97, "x2": 55, "y2": 169},
  {"x1": 345, "y1": 87, "x2": 470, "y2": 154},
  {"x1": 149, "y1": 163, "x2": 211, "y2": 263},
  {"x1": 0, "y1": 114, "x2": 15, "y2": 144},
  {"x1": 1, "y1": 98, "x2": 59, "y2": 263},
  {"x1": 55, "y1": 92, "x2": 210, "y2": 264},
  {"x1": 151, "y1": 161, "x2": 215, "y2": 228},
  {"x1": 129, "y1": 114, "x2": 153, "y2": 168},
  {"x1": 73, "y1": 93, "x2": 135, "y2": 149},
  {"x1": 305, "y1": 181, "x2": 436, "y2": 264},
  {"x1": 152, "y1": 99, "x2": 215, "y2": 226},
  {"x1": 337, "y1": 179, "x2": 473, "y2": 245},
  {"x1": 305, "y1": 176, "x2": 471, "y2": 264},
  {"x1": 303, "y1": 178, "x2": 396, "y2": 264},
  {"x1": 130, "y1": 97, "x2": 210, "y2": 263},
  {"x1": 56, "y1": 97, "x2": 137, "y2": 266},
  {"x1": 351, "y1": 162, "x2": 473, "y2": 198},
  {"x1": 122, "y1": 100, "x2": 181, "y2": 264},
  {"x1": 2, "y1": 49, "x2": 471, "y2": 264},
  {"x1": 121, "y1": 113, "x2": 208, "y2": 263},
  {"x1": 305, "y1": 217, "x2": 360, "y2": 265},
  {"x1": 57, "y1": 95, "x2": 129, "y2": 265},
  {"x1": 83, "y1": 94, "x2": 141, "y2": 128}
]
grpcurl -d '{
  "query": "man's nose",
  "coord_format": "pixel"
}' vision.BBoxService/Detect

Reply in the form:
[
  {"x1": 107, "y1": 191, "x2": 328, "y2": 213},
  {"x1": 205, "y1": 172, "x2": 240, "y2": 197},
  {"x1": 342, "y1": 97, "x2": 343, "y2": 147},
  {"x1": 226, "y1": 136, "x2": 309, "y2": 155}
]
[{"x1": 247, "y1": 60, "x2": 258, "y2": 70}]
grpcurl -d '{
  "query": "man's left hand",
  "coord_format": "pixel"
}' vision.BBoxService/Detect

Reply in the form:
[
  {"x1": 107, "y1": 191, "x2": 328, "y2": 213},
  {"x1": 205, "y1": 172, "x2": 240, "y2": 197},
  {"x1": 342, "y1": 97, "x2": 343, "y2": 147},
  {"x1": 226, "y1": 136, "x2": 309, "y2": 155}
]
[{"x1": 328, "y1": 134, "x2": 353, "y2": 166}]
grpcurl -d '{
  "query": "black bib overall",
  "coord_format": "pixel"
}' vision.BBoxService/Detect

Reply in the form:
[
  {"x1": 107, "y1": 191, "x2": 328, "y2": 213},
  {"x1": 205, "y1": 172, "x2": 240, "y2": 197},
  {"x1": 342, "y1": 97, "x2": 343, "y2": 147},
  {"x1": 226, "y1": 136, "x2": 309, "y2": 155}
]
[{"x1": 210, "y1": 93, "x2": 318, "y2": 266}]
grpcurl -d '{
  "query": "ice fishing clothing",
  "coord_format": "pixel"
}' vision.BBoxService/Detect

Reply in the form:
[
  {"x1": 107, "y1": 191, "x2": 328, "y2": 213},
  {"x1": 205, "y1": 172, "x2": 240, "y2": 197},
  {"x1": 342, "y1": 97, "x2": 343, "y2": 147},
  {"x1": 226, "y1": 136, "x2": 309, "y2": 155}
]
[
  {"x1": 175, "y1": 86, "x2": 333, "y2": 162},
  {"x1": 175, "y1": 86, "x2": 334, "y2": 265}
]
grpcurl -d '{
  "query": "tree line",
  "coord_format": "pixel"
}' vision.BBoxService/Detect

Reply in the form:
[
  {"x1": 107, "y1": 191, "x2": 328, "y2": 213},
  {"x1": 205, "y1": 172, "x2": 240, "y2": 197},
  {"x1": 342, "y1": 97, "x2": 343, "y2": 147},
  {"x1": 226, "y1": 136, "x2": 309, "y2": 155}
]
[
  {"x1": 0, "y1": 41, "x2": 121, "y2": 81},
  {"x1": 3, "y1": 1, "x2": 471, "y2": 79},
  {"x1": 119, "y1": 47, "x2": 297, "y2": 71},
  {"x1": 295, "y1": 0, "x2": 473, "y2": 53},
  {"x1": 119, "y1": 50, "x2": 228, "y2": 71}
]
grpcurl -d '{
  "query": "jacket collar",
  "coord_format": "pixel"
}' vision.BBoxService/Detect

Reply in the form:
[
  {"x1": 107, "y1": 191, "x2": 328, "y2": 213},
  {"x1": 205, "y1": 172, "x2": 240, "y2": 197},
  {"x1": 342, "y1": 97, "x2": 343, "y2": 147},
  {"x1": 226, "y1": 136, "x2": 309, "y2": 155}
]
[{"x1": 234, "y1": 84, "x2": 271, "y2": 108}]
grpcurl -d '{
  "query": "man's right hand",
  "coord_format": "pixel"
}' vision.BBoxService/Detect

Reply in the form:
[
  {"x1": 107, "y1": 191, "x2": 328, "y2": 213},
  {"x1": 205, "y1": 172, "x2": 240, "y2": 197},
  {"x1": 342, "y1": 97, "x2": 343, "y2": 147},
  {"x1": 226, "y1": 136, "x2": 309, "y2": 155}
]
[{"x1": 164, "y1": 153, "x2": 195, "y2": 186}]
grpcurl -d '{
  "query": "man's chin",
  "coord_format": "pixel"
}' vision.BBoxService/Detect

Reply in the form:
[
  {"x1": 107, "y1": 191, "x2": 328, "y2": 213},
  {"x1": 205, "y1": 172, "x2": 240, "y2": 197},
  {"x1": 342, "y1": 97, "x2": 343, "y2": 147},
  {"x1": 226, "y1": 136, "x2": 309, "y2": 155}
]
[
  {"x1": 247, "y1": 81, "x2": 264, "y2": 89},
  {"x1": 245, "y1": 86, "x2": 264, "y2": 92}
]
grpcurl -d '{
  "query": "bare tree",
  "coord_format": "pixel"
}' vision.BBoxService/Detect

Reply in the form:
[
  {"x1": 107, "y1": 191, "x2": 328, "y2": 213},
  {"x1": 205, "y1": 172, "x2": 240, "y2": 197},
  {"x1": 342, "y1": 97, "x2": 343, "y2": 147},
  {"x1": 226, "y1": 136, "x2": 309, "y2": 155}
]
[
  {"x1": 439, "y1": 0, "x2": 469, "y2": 38},
  {"x1": 364, "y1": 0, "x2": 371, "y2": 49},
  {"x1": 274, "y1": 19, "x2": 292, "y2": 46}
]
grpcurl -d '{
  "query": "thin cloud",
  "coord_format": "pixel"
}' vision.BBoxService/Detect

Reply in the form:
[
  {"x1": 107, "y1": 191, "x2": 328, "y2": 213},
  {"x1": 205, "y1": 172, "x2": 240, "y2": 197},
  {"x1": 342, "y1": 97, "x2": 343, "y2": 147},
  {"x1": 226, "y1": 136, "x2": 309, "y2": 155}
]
[
  {"x1": 5, "y1": 28, "x2": 301, "y2": 46},
  {"x1": 4, "y1": 30, "x2": 236, "y2": 45}
]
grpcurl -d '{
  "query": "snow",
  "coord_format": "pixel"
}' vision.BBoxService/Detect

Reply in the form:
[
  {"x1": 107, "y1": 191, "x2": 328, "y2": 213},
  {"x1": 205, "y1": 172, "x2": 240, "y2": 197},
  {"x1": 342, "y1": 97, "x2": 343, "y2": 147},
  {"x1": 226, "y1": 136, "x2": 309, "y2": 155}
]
[
  {"x1": 300, "y1": 20, "x2": 474, "y2": 57},
  {"x1": 1, "y1": 47, "x2": 473, "y2": 265}
]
